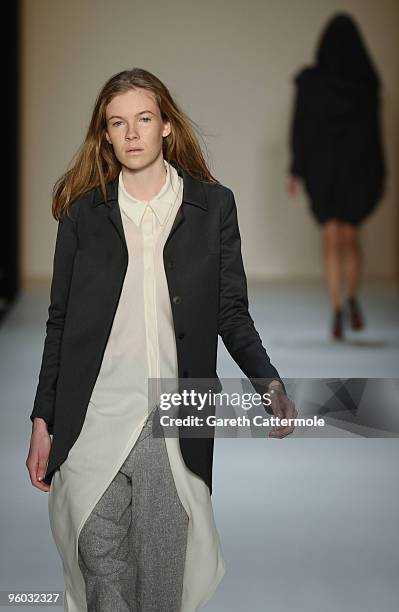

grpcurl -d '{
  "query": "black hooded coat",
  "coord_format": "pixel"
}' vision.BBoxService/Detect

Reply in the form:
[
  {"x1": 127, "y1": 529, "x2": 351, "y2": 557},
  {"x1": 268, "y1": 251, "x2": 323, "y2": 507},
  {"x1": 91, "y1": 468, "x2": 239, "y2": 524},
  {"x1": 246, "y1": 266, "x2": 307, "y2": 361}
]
[{"x1": 290, "y1": 13, "x2": 385, "y2": 225}]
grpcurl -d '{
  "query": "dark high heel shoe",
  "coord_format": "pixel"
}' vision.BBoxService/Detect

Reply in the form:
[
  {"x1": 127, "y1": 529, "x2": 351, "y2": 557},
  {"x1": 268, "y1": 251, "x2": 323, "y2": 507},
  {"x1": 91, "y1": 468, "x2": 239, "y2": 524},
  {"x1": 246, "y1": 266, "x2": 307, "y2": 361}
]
[
  {"x1": 347, "y1": 297, "x2": 364, "y2": 330},
  {"x1": 331, "y1": 307, "x2": 344, "y2": 340}
]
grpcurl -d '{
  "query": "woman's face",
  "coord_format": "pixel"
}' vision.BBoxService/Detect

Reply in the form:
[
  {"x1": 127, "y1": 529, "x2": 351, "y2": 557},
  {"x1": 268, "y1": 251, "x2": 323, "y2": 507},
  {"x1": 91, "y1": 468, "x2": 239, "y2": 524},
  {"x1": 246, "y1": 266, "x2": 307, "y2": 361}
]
[{"x1": 105, "y1": 88, "x2": 171, "y2": 170}]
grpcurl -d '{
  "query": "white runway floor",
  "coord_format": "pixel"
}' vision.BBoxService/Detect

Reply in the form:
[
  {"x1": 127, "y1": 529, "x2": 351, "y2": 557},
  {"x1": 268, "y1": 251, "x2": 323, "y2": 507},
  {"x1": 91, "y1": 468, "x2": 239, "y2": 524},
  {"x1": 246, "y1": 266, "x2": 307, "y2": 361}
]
[{"x1": 1, "y1": 279, "x2": 398, "y2": 611}]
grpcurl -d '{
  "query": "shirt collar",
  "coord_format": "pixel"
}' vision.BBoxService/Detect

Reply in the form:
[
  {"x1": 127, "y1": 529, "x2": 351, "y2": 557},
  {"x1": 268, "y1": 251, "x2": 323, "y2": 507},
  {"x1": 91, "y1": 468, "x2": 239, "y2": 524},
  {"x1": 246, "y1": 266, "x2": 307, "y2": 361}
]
[{"x1": 118, "y1": 160, "x2": 181, "y2": 227}]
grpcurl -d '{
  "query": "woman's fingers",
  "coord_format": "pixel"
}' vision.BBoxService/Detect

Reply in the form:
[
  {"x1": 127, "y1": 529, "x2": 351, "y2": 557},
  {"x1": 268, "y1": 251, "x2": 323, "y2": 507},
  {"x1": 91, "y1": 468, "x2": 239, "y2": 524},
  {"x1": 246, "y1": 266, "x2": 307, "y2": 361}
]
[
  {"x1": 269, "y1": 391, "x2": 298, "y2": 438},
  {"x1": 26, "y1": 432, "x2": 52, "y2": 492},
  {"x1": 26, "y1": 456, "x2": 50, "y2": 491}
]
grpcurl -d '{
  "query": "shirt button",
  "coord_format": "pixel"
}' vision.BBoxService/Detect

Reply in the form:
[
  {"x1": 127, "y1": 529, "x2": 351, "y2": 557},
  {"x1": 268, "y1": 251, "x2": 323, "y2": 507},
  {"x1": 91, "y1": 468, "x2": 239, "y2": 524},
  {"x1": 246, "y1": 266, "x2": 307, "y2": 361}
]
[
  {"x1": 178, "y1": 332, "x2": 185, "y2": 340},
  {"x1": 173, "y1": 295, "x2": 181, "y2": 304}
]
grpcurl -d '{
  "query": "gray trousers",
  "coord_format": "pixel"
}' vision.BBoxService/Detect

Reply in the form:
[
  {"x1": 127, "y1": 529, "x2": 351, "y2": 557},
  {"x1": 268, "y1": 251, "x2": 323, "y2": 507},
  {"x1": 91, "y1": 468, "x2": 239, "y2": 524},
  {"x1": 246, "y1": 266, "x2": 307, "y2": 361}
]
[{"x1": 78, "y1": 407, "x2": 189, "y2": 612}]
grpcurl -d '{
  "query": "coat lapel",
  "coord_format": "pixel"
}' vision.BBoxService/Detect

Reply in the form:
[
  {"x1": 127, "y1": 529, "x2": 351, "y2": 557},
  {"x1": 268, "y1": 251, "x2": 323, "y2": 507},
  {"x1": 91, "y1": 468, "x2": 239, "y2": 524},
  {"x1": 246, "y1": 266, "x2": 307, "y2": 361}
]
[{"x1": 92, "y1": 160, "x2": 208, "y2": 251}]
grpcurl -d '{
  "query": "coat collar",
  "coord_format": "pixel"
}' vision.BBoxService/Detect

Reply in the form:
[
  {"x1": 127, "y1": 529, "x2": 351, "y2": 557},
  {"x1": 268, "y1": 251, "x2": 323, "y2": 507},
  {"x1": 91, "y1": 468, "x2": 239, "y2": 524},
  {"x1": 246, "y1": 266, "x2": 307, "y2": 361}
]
[{"x1": 92, "y1": 159, "x2": 208, "y2": 211}]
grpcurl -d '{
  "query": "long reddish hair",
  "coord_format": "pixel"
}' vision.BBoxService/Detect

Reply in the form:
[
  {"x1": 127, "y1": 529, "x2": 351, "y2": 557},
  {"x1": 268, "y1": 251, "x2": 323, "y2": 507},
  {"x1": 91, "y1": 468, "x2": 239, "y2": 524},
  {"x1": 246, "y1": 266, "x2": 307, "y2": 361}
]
[{"x1": 53, "y1": 67, "x2": 219, "y2": 220}]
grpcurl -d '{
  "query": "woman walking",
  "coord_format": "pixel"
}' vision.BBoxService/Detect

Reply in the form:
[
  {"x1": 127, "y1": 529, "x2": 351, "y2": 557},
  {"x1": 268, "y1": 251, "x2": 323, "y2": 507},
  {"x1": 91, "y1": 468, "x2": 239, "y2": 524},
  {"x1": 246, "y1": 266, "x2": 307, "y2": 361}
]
[
  {"x1": 288, "y1": 13, "x2": 385, "y2": 340},
  {"x1": 26, "y1": 67, "x2": 296, "y2": 611}
]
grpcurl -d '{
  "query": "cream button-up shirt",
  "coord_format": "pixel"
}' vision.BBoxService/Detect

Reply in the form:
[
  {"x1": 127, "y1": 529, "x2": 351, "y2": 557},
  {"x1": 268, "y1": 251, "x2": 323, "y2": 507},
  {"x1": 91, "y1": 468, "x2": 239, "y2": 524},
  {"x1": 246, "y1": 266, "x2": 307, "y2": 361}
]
[
  {"x1": 48, "y1": 160, "x2": 226, "y2": 612},
  {"x1": 117, "y1": 159, "x2": 182, "y2": 404}
]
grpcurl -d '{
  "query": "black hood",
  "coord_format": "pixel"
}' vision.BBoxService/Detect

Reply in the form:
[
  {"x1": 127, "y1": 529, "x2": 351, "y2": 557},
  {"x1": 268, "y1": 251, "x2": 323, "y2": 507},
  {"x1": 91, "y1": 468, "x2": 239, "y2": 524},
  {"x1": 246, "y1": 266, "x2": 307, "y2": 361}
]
[
  {"x1": 293, "y1": 13, "x2": 381, "y2": 119},
  {"x1": 315, "y1": 13, "x2": 380, "y2": 88}
]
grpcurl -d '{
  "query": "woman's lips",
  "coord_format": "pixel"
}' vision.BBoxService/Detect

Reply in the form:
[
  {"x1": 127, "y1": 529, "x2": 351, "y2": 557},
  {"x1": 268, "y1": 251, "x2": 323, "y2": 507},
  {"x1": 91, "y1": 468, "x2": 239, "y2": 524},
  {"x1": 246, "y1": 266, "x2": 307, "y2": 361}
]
[{"x1": 127, "y1": 149, "x2": 143, "y2": 154}]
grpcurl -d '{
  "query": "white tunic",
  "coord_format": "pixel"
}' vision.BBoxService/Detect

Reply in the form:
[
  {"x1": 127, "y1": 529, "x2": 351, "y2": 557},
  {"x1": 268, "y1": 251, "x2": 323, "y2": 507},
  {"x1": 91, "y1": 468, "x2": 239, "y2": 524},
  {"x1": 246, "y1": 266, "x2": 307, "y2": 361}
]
[{"x1": 48, "y1": 160, "x2": 226, "y2": 612}]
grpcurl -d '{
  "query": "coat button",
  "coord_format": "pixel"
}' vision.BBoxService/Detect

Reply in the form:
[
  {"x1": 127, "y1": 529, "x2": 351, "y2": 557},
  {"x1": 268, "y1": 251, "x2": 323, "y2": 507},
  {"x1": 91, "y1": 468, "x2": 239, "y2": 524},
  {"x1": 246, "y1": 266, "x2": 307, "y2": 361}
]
[
  {"x1": 167, "y1": 261, "x2": 175, "y2": 269},
  {"x1": 178, "y1": 332, "x2": 185, "y2": 340},
  {"x1": 172, "y1": 295, "x2": 181, "y2": 304},
  {"x1": 183, "y1": 370, "x2": 189, "y2": 377}
]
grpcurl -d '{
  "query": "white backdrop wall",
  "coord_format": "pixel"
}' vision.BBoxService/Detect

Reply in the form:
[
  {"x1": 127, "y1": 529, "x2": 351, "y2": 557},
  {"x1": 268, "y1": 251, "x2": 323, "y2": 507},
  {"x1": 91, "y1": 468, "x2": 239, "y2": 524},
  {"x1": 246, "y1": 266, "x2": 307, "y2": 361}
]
[{"x1": 21, "y1": 0, "x2": 399, "y2": 283}]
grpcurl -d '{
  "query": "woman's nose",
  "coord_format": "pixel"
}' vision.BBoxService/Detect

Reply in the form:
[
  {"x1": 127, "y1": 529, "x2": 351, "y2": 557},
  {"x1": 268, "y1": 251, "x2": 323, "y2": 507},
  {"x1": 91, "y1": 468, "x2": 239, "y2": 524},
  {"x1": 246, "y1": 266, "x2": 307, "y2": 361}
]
[{"x1": 125, "y1": 123, "x2": 139, "y2": 139}]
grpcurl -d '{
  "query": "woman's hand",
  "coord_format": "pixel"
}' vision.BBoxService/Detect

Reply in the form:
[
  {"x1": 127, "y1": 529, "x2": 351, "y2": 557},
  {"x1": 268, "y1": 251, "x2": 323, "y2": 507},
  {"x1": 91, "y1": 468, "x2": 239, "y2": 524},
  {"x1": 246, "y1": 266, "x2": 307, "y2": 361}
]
[
  {"x1": 26, "y1": 419, "x2": 52, "y2": 492},
  {"x1": 267, "y1": 380, "x2": 298, "y2": 438},
  {"x1": 287, "y1": 175, "x2": 300, "y2": 197}
]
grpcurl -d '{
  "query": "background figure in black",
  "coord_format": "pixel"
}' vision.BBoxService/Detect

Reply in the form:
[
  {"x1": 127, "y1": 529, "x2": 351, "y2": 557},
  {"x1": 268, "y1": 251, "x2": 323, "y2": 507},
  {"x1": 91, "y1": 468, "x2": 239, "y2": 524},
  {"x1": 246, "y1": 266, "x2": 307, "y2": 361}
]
[{"x1": 288, "y1": 12, "x2": 385, "y2": 341}]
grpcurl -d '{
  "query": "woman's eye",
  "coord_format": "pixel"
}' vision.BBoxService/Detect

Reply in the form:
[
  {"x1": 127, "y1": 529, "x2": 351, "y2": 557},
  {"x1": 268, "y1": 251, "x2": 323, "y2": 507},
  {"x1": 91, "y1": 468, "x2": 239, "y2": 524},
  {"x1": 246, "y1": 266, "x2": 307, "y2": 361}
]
[
  {"x1": 140, "y1": 117, "x2": 151, "y2": 122},
  {"x1": 113, "y1": 121, "x2": 123, "y2": 127}
]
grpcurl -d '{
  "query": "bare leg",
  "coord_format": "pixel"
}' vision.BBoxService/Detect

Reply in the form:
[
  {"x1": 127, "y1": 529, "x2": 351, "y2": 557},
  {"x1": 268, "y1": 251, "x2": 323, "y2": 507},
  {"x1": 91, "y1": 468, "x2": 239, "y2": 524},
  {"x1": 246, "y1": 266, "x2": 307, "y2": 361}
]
[
  {"x1": 341, "y1": 222, "x2": 365, "y2": 329},
  {"x1": 321, "y1": 220, "x2": 344, "y2": 309},
  {"x1": 341, "y1": 222, "x2": 362, "y2": 299}
]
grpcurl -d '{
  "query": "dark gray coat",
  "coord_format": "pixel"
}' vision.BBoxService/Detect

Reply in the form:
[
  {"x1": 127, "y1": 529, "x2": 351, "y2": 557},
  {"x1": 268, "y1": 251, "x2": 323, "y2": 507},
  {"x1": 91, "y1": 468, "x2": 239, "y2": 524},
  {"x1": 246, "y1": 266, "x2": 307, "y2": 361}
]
[{"x1": 30, "y1": 160, "x2": 284, "y2": 495}]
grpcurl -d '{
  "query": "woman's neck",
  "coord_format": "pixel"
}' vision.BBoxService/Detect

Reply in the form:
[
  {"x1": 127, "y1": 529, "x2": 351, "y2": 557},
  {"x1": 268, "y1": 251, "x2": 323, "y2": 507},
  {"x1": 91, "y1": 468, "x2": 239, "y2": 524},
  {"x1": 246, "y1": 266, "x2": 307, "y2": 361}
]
[{"x1": 121, "y1": 158, "x2": 167, "y2": 201}]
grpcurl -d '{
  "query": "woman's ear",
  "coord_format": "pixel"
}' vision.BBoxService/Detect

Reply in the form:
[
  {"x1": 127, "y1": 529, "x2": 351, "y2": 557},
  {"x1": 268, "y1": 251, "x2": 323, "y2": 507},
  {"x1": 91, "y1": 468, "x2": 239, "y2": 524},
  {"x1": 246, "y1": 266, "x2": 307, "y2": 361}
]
[
  {"x1": 105, "y1": 131, "x2": 112, "y2": 145},
  {"x1": 163, "y1": 120, "x2": 171, "y2": 138}
]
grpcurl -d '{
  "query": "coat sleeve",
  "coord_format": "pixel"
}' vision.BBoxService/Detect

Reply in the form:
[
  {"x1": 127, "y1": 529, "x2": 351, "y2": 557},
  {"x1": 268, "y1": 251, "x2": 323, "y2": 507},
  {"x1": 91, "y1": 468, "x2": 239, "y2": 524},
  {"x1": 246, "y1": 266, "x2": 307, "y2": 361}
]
[
  {"x1": 375, "y1": 100, "x2": 386, "y2": 197},
  {"x1": 289, "y1": 84, "x2": 308, "y2": 178},
  {"x1": 29, "y1": 206, "x2": 79, "y2": 433},
  {"x1": 218, "y1": 189, "x2": 286, "y2": 399}
]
